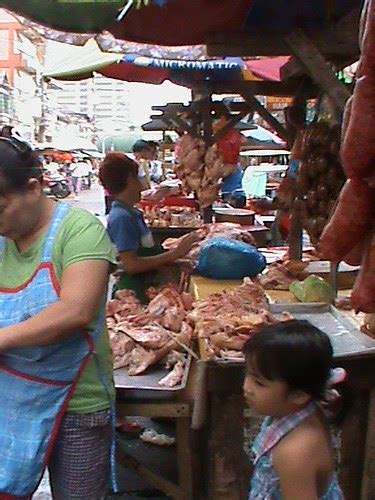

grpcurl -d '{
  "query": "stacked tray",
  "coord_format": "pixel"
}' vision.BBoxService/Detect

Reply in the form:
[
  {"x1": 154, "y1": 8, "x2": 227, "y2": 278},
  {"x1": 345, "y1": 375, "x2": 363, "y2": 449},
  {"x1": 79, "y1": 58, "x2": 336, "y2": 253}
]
[{"x1": 115, "y1": 355, "x2": 192, "y2": 399}]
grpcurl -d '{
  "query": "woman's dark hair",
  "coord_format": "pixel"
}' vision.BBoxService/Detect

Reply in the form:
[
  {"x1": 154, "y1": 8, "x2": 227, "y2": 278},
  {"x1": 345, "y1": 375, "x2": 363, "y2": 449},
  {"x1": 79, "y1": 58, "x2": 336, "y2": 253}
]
[
  {"x1": 0, "y1": 138, "x2": 43, "y2": 195},
  {"x1": 243, "y1": 320, "x2": 333, "y2": 400},
  {"x1": 99, "y1": 152, "x2": 139, "y2": 196}
]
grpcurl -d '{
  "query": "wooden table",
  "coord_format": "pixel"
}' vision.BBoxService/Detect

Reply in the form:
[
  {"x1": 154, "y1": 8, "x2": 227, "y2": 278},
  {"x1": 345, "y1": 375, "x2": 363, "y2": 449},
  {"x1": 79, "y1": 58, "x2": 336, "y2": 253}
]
[
  {"x1": 189, "y1": 276, "x2": 375, "y2": 500},
  {"x1": 115, "y1": 361, "x2": 205, "y2": 499}
]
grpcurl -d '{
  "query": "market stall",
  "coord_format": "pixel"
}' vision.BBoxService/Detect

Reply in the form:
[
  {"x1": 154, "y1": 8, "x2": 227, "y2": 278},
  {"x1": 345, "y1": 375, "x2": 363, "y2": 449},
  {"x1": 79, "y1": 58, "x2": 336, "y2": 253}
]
[
  {"x1": 6, "y1": 1, "x2": 373, "y2": 498},
  {"x1": 186, "y1": 275, "x2": 374, "y2": 499}
]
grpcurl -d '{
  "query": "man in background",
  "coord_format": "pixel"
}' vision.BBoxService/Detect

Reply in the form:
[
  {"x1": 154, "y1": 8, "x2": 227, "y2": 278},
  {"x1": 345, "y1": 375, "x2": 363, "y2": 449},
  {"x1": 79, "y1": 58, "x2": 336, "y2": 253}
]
[
  {"x1": 148, "y1": 141, "x2": 164, "y2": 183},
  {"x1": 132, "y1": 139, "x2": 153, "y2": 190},
  {"x1": 215, "y1": 110, "x2": 246, "y2": 207}
]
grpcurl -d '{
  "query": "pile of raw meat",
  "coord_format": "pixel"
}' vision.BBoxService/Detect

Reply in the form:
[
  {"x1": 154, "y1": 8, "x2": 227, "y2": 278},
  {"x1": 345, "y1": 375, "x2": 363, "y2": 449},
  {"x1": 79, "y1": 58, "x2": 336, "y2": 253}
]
[
  {"x1": 320, "y1": 0, "x2": 375, "y2": 314},
  {"x1": 142, "y1": 206, "x2": 202, "y2": 228},
  {"x1": 107, "y1": 285, "x2": 194, "y2": 387},
  {"x1": 176, "y1": 134, "x2": 227, "y2": 208},
  {"x1": 256, "y1": 260, "x2": 309, "y2": 290},
  {"x1": 188, "y1": 278, "x2": 292, "y2": 360},
  {"x1": 163, "y1": 222, "x2": 255, "y2": 263}
]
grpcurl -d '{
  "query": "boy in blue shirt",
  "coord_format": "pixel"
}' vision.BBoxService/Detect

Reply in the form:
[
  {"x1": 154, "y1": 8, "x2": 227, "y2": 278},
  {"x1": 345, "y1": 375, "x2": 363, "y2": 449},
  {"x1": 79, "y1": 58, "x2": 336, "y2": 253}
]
[{"x1": 99, "y1": 152, "x2": 199, "y2": 302}]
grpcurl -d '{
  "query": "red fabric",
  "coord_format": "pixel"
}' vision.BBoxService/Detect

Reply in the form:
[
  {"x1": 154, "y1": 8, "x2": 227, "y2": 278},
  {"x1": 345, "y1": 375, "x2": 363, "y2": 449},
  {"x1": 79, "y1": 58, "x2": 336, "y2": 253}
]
[
  {"x1": 217, "y1": 129, "x2": 242, "y2": 164},
  {"x1": 278, "y1": 214, "x2": 291, "y2": 240},
  {"x1": 109, "y1": 0, "x2": 253, "y2": 46},
  {"x1": 245, "y1": 56, "x2": 290, "y2": 82}
]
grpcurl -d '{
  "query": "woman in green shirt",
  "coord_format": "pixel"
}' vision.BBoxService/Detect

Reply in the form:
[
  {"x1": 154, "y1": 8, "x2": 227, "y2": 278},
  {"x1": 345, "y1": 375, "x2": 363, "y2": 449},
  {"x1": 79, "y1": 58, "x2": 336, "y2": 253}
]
[{"x1": 0, "y1": 135, "x2": 116, "y2": 498}]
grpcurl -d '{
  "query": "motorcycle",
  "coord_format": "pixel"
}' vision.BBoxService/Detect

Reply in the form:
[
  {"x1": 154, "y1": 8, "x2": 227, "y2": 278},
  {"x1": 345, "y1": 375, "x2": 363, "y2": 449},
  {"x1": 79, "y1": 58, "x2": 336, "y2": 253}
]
[{"x1": 43, "y1": 172, "x2": 71, "y2": 199}]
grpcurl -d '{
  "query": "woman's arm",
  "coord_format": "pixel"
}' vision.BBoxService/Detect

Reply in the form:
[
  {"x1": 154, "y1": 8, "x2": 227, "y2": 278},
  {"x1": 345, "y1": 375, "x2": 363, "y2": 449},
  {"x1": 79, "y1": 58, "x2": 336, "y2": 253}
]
[{"x1": 0, "y1": 260, "x2": 110, "y2": 350}]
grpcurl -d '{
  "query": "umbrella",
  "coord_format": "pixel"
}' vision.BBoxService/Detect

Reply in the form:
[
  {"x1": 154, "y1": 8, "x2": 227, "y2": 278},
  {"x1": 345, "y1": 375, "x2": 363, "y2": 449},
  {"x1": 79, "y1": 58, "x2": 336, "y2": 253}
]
[
  {"x1": 1, "y1": 0, "x2": 360, "y2": 46},
  {"x1": 242, "y1": 125, "x2": 286, "y2": 149},
  {"x1": 44, "y1": 39, "x2": 290, "y2": 85},
  {"x1": 44, "y1": 39, "x2": 122, "y2": 80}
]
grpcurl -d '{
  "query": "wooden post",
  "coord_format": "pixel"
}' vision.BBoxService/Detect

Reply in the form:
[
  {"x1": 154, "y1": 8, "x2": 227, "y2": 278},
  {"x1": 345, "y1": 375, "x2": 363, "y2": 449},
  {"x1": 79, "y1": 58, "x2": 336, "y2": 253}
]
[
  {"x1": 361, "y1": 388, "x2": 375, "y2": 498},
  {"x1": 201, "y1": 94, "x2": 213, "y2": 145},
  {"x1": 176, "y1": 417, "x2": 197, "y2": 499},
  {"x1": 329, "y1": 261, "x2": 340, "y2": 298},
  {"x1": 202, "y1": 206, "x2": 214, "y2": 224},
  {"x1": 288, "y1": 199, "x2": 304, "y2": 260},
  {"x1": 340, "y1": 389, "x2": 369, "y2": 499},
  {"x1": 240, "y1": 91, "x2": 291, "y2": 145},
  {"x1": 207, "y1": 393, "x2": 251, "y2": 499},
  {"x1": 284, "y1": 29, "x2": 351, "y2": 113}
]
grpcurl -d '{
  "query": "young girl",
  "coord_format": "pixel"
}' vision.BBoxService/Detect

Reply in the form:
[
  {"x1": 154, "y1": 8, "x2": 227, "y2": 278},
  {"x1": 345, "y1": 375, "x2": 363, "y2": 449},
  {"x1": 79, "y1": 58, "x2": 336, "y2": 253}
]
[{"x1": 243, "y1": 320, "x2": 345, "y2": 499}]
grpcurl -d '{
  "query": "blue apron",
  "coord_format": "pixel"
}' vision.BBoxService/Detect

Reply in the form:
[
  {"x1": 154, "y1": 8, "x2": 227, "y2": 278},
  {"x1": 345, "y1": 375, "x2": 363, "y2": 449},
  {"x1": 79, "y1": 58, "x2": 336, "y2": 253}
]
[{"x1": 0, "y1": 203, "x2": 110, "y2": 499}]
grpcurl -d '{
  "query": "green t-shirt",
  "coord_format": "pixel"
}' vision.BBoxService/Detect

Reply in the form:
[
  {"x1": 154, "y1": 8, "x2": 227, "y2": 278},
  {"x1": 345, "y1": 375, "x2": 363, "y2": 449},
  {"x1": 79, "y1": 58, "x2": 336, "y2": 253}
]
[{"x1": 0, "y1": 205, "x2": 117, "y2": 414}]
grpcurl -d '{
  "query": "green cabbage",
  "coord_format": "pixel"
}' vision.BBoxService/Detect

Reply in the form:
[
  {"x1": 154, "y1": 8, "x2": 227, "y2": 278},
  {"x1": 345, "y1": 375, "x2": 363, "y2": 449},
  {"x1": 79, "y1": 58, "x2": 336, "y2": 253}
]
[{"x1": 289, "y1": 275, "x2": 335, "y2": 303}]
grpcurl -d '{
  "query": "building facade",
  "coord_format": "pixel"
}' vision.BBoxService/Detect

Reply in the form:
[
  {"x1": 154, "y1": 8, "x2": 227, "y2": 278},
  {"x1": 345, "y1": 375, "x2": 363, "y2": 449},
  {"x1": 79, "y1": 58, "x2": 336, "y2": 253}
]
[{"x1": 55, "y1": 73, "x2": 132, "y2": 134}]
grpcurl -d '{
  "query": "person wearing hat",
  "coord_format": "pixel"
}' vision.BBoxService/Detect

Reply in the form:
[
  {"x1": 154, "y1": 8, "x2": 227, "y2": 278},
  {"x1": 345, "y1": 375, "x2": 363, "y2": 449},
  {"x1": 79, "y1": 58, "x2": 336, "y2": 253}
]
[
  {"x1": 132, "y1": 139, "x2": 154, "y2": 190},
  {"x1": 214, "y1": 110, "x2": 246, "y2": 206}
]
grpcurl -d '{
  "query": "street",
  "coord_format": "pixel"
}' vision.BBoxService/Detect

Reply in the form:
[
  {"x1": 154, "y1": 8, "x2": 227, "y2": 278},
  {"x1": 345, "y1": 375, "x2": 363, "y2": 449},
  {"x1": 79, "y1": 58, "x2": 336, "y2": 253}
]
[{"x1": 65, "y1": 182, "x2": 106, "y2": 218}]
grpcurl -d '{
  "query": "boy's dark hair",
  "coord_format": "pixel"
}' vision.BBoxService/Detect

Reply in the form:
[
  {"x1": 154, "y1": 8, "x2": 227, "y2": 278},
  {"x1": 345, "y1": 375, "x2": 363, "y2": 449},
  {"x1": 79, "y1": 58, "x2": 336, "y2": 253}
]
[
  {"x1": 0, "y1": 139, "x2": 43, "y2": 195},
  {"x1": 99, "y1": 152, "x2": 138, "y2": 196},
  {"x1": 243, "y1": 320, "x2": 333, "y2": 400}
]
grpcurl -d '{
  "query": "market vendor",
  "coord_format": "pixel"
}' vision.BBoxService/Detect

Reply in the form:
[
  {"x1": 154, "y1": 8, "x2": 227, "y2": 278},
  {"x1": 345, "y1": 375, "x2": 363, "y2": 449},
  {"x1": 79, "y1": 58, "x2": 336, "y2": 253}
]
[
  {"x1": 215, "y1": 110, "x2": 246, "y2": 206},
  {"x1": 0, "y1": 135, "x2": 117, "y2": 498},
  {"x1": 252, "y1": 104, "x2": 305, "y2": 244},
  {"x1": 99, "y1": 152, "x2": 200, "y2": 303},
  {"x1": 252, "y1": 177, "x2": 296, "y2": 244},
  {"x1": 132, "y1": 139, "x2": 154, "y2": 190}
]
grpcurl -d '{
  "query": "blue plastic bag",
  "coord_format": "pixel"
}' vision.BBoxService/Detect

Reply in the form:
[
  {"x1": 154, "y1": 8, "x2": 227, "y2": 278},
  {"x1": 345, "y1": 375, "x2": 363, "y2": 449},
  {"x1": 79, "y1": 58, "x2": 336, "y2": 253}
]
[{"x1": 196, "y1": 237, "x2": 266, "y2": 280}]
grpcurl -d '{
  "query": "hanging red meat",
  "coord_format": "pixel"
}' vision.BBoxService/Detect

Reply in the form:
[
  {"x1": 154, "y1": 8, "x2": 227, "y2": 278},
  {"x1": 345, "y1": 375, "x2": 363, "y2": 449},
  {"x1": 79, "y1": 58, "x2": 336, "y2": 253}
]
[
  {"x1": 343, "y1": 240, "x2": 366, "y2": 267},
  {"x1": 351, "y1": 231, "x2": 375, "y2": 313},
  {"x1": 341, "y1": 96, "x2": 352, "y2": 144},
  {"x1": 341, "y1": 0, "x2": 375, "y2": 179},
  {"x1": 319, "y1": 179, "x2": 375, "y2": 261}
]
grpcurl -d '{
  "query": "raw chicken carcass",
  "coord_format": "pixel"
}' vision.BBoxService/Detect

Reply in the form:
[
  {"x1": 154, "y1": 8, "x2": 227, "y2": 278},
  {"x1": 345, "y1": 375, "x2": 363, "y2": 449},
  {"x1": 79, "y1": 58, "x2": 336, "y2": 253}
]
[
  {"x1": 176, "y1": 135, "x2": 225, "y2": 207},
  {"x1": 140, "y1": 429, "x2": 175, "y2": 446},
  {"x1": 163, "y1": 223, "x2": 256, "y2": 263},
  {"x1": 257, "y1": 260, "x2": 309, "y2": 290},
  {"x1": 125, "y1": 347, "x2": 159, "y2": 375},
  {"x1": 210, "y1": 332, "x2": 250, "y2": 351},
  {"x1": 107, "y1": 284, "x2": 194, "y2": 378},
  {"x1": 116, "y1": 324, "x2": 170, "y2": 350},
  {"x1": 189, "y1": 278, "x2": 277, "y2": 360},
  {"x1": 158, "y1": 360, "x2": 186, "y2": 387}
]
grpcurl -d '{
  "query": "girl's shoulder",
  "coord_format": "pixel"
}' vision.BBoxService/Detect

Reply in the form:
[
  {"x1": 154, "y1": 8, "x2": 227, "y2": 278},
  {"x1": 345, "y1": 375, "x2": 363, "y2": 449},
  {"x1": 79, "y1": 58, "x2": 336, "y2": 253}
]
[{"x1": 273, "y1": 414, "x2": 331, "y2": 470}]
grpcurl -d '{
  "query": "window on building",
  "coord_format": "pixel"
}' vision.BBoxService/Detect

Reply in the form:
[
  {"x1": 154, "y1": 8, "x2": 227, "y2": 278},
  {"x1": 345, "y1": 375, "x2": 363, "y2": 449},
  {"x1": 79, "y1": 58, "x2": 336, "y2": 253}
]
[
  {"x1": 0, "y1": 91, "x2": 12, "y2": 115},
  {"x1": 0, "y1": 30, "x2": 9, "y2": 60}
]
